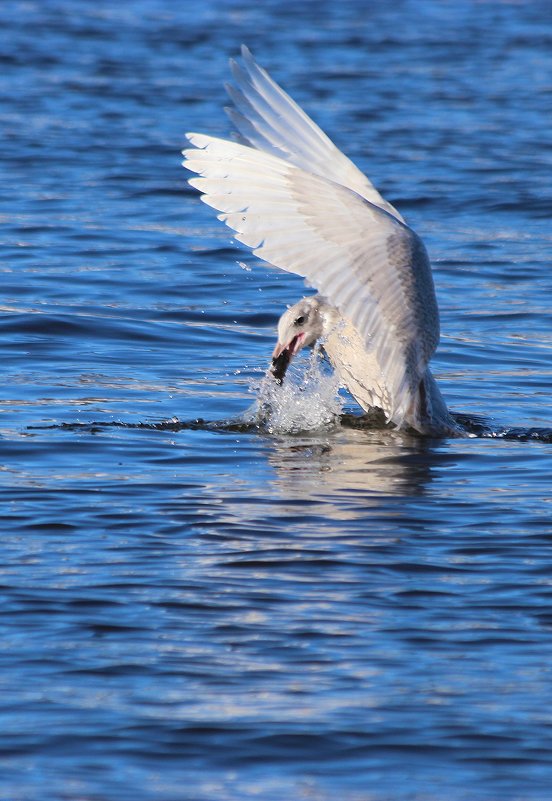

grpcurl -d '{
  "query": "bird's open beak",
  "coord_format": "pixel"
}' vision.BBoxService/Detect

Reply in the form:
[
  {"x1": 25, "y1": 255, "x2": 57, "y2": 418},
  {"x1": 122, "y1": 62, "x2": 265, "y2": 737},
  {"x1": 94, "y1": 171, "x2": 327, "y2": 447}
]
[{"x1": 270, "y1": 333, "x2": 305, "y2": 384}]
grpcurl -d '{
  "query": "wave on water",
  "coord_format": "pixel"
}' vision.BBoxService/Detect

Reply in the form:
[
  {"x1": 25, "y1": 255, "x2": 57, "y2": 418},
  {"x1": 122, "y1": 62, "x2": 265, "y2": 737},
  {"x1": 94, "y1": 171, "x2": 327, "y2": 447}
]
[
  {"x1": 26, "y1": 345, "x2": 552, "y2": 444},
  {"x1": 27, "y1": 416, "x2": 552, "y2": 443}
]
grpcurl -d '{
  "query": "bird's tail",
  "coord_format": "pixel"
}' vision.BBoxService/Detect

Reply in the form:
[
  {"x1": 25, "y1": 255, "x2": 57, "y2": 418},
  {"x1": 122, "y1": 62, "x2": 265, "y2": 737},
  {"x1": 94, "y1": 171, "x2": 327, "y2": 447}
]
[{"x1": 405, "y1": 370, "x2": 465, "y2": 437}]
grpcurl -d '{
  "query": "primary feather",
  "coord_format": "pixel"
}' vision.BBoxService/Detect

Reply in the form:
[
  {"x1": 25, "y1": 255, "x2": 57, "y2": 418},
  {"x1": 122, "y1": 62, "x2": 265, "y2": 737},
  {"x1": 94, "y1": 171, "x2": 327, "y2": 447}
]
[{"x1": 224, "y1": 45, "x2": 404, "y2": 222}]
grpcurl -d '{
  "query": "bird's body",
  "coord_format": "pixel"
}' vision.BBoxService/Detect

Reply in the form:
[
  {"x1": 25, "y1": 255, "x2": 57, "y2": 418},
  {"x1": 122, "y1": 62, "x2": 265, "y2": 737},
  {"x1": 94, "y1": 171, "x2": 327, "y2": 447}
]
[
  {"x1": 313, "y1": 299, "x2": 392, "y2": 415},
  {"x1": 183, "y1": 46, "x2": 464, "y2": 437},
  {"x1": 272, "y1": 295, "x2": 459, "y2": 436}
]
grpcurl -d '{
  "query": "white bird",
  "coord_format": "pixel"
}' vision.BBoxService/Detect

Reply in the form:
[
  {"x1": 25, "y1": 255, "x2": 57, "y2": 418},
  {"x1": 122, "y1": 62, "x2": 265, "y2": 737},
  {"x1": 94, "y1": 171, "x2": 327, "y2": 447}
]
[{"x1": 182, "y1": 46, "x2": 463, "y2": 437}]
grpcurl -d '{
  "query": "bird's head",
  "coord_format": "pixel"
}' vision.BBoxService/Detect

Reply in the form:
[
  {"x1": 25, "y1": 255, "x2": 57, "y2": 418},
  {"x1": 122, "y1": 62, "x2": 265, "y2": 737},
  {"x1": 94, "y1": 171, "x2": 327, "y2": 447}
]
[{"x1": 270, "y1": 296, "x2": 325, "y2": 383}]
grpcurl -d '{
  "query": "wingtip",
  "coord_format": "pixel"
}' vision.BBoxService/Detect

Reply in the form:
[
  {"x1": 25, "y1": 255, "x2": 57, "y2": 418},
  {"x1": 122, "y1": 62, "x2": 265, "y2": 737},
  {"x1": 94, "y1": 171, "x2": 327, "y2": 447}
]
[
  {"x1": 187, "y1": 177, "x2": 204, "y2": 191},
  {"x1": 230, "y1": 45, "x2": 254, "y2": 72},
  {"x1": 184, "y1": 132, "x2": 210, "y2": 149},
  {"x1": 223, "y1": 80, "x2": 235, "y2": 102},
  {"x1": 181, "y1": 147, "x2": 202, "y2": 171}
]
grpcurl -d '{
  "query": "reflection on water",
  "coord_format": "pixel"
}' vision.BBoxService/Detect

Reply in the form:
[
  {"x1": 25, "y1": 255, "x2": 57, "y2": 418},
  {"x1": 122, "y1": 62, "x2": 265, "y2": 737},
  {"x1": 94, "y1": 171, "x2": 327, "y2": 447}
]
[{"x1": 266, "y1": 429, "x2": 437, "y2": 501}]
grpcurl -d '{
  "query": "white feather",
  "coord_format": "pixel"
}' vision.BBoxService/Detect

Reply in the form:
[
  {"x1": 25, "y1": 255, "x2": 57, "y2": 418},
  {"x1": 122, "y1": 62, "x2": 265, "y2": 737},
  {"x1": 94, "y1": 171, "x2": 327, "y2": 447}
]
[{"x1": 224, "y1": 45, "x2": 404, "y2": 222}]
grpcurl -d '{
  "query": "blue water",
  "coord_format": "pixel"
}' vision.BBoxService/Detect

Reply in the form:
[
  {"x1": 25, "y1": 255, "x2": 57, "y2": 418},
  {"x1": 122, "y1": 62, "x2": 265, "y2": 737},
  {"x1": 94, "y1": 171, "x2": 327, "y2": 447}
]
[{"x1": 2, "y1": 1, "x2": 552, "y2": 799}]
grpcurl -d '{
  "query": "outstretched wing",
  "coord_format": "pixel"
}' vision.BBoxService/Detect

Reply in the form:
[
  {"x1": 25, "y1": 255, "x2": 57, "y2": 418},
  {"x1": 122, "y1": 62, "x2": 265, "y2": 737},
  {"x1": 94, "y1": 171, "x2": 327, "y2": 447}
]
[
  {"x1": 225, "y1": 45, "x2": 404, "y2": 222},
  {"x1": 183, "y1": 133, "x2": 439, "y2": 428}
]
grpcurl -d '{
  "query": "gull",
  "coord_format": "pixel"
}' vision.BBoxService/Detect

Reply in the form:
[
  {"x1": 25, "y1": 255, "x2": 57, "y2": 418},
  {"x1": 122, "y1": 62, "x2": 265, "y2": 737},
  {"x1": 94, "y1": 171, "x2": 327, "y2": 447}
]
[{"x1": 182, "y1": 46, "x2": 463, "y2": 437}]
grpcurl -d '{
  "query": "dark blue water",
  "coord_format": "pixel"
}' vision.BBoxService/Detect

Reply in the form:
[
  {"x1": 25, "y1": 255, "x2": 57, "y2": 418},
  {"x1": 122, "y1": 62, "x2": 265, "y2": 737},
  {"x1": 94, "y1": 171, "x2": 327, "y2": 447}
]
[{"x1": 2, "y1": 1, "x2": 552, "y2": 799}]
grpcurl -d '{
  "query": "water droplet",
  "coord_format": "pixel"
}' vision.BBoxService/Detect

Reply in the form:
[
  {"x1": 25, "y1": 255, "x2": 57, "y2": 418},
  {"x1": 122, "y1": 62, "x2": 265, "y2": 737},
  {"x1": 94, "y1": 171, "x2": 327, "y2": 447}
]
[{"x1": 243, "y1": 349, "x2": 342, "y2": 434}]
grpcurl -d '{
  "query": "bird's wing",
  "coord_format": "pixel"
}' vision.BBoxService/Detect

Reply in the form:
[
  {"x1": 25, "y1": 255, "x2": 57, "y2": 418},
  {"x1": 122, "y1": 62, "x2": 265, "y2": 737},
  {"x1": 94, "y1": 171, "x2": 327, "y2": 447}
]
[
  {"x1": 183, "y1": 134, "x2": 439, "y2": 428},
  {"x1": 225, "y1": 46, "x2": 404, "y2": 223}
]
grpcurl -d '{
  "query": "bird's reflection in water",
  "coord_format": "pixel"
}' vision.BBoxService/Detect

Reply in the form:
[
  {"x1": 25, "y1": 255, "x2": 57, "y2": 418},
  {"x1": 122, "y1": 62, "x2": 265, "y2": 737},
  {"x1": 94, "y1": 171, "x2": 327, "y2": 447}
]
[{"x1": 264, "y1": 424, "x2": 447, "y2": 516}]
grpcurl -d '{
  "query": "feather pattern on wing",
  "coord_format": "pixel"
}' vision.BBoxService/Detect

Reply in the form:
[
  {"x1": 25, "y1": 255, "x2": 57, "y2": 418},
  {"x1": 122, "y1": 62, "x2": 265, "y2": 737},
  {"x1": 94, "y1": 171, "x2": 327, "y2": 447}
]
[
  {"x1": 183, "y1": 133, "x2": 439, "y2": 428},
  {"x1": 225, "y1": 45, "x2": 404, "y2": 222}
]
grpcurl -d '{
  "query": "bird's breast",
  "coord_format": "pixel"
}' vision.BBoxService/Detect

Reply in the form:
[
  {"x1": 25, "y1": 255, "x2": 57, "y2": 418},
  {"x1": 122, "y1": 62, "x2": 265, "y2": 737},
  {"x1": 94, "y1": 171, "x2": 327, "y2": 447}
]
[{"x1": 322, "y1": 319, "x2": 390, "y2": 414}]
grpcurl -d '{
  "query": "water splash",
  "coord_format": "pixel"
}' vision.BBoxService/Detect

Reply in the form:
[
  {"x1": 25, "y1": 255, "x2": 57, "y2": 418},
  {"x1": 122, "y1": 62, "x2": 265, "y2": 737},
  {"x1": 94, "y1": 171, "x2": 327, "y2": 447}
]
[{"x1": 244, "y1": 348, "x2": 343, "y2": 434}]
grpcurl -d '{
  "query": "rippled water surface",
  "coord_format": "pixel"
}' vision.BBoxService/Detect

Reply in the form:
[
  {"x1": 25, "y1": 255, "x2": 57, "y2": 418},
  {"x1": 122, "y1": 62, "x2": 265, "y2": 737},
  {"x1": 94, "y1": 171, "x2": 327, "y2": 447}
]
[{"x1": 2, "y1": 1, "x2": 552, "y2": 799}]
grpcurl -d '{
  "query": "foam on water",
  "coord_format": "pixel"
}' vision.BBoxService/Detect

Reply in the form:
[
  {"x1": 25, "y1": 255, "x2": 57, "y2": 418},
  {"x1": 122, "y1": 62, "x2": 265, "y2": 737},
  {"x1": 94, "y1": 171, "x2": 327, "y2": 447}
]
[{"x1": 244, "y1": 348, "x2": 344, "y2": 434}]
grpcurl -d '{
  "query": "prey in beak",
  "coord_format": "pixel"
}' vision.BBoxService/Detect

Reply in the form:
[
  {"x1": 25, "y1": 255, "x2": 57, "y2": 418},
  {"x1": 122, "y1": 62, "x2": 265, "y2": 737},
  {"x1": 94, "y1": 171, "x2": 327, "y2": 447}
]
[
  {"x1": 269, "y1": 296, "x2": 325, "y2": 384},
  {"x1": 271, "y1": 333, "x2": 306, "y2": 384}
]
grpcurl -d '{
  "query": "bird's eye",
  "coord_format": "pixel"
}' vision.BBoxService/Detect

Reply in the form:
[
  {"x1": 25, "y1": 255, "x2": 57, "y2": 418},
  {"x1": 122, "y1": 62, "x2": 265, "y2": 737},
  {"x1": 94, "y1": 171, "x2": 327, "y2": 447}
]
[{"x1": 294, "y1": 315, "x2": 306, "y2": 326}]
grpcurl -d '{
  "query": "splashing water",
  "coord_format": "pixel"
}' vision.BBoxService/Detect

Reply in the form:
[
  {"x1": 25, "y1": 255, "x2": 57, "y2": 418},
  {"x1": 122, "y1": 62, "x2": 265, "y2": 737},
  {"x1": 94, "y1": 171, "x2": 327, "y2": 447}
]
[{"x1": 244, "y1": 348, "x2": 343, "y2": 434}]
